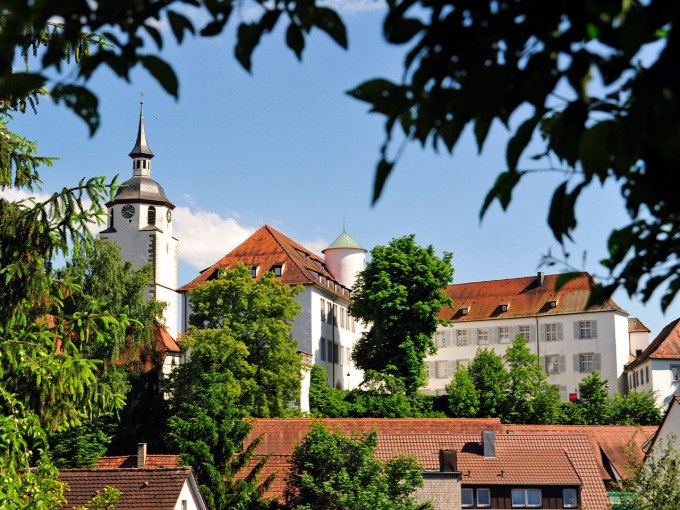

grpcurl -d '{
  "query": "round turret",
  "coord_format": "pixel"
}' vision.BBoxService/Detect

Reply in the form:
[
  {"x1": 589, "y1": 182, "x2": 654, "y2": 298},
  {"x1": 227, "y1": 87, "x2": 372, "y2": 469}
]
[{"x1": 322, "y1": 230, "x2": 367, "y2": 290}]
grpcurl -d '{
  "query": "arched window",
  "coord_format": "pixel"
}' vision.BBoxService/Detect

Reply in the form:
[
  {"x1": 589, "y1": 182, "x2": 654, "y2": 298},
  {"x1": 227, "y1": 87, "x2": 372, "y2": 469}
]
[{"x1": 148, "y1": 206, "x2": 156, "y2": 226}]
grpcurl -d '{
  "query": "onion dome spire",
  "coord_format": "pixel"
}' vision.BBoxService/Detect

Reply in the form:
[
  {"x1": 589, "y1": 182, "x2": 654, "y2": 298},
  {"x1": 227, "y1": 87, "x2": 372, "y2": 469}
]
[{"x1": 129, "y1": 98, "x2": 154, "y2": 160}]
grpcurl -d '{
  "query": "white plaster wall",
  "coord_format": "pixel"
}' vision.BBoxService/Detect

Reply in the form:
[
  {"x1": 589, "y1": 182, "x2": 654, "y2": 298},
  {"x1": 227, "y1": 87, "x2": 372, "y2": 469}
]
[
  {"x1": 324, "y1": 248, "x2": 366, "y2": 289},
  {"x1": 425, "y1": 311, "x2": 628, "y2": 398},
  {"x1": 300, "y1": 361, "x2": 311, "y2": 413},
  {"x1": 173, "y1": 480, "x2": 203, "y2": 510},
  {"x1": 629, "y1": 331, "x2": 650, "y2": 356},
  {"x1": 651, "y1": 359, "x2": 680, "y2": 408},
  {"x1": 647, "y1": 400, "x2": 680, "y2": 464},
  {"x1": 292, "y1": 287, "x2": 314, "y2": 355}
]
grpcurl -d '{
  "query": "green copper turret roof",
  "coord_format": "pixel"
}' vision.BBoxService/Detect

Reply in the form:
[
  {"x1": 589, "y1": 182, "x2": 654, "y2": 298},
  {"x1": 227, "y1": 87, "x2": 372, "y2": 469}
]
[{"x1": 323, "y1": 230, "x2": 366, "y2": 252}]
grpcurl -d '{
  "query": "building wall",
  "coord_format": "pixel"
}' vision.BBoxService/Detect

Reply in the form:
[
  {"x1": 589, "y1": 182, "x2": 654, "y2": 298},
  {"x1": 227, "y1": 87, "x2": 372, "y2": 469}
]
[
  {"x1": 102, "y1": 201, "x2": 179, "y2": 338},
  {"x1": 627, "y1": 359, "x2": 680, "y2": 408},
  {"x1": 629, "y1": 331, "x2": 650, "y2": 356},
  {"x1": 173, "y1": 479, "x2": 204, "y2": 510},
  {"x1": 415, "y1": 472, "x2": 461, "y2": 510},
  {"x1": 648, "y1": 399, "x2": 680, "y2": 462},
  {"x1": 425, "y1": 311, "x2": 628, "y2": 398}
]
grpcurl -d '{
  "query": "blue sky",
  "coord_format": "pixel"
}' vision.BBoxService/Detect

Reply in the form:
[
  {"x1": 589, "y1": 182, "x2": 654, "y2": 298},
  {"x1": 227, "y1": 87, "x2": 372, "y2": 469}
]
[{"x1": 5, "y1": 2, "x2": 677, "y2": 337}]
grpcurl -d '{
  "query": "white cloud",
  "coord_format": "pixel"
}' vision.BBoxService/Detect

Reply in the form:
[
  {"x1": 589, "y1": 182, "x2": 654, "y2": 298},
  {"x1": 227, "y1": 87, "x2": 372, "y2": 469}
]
[
  {"x1": 0, "y1": 187, "x2": 52, "y2": 203},
  {"x1": 173, "y1": 205, "x2": 255, "y2": 269}
]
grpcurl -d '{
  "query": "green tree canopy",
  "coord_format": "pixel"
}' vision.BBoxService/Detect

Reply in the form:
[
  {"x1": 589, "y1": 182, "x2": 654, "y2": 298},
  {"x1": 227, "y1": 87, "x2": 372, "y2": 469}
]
[
  {"x1": 350, "y1": 234, "x2": 453, "y2": 396},
  {"x1": 505, "y1": 335, "x2": 561, "y2": 424},
  {"x1": 467, "y1": 348, "x2": 509, "y2": 418},
  {"x1": 181, "y1": 263, "x2": 303, "y2": 417},
  {"x1": 284, "y1": 422, "x2": 431, "y2": 510}
]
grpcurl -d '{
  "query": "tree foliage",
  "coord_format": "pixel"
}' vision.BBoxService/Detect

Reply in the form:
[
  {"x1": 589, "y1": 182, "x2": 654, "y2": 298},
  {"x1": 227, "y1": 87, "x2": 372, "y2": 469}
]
[
  {"x1": 467, "y1": 348, "x2": 510, "y2": 418},
  {"x1": 616, "y1": 438, "x2": 680, "y2": 510},
  {"x1": 445, "y1": 365, "x2": 479, "y2": 418},
  {"x1": 168, "y1": 373, "x2": 277, "y2": 510},
  {"x1": 183, "y1": 264, "x2": 303, "y2": 417},
  {"x1": 350, "y1": 235, "x2": 453, "y2": 396},
  {"x1": 284, "y1": 422, "x2": 431, "y2": 510}
]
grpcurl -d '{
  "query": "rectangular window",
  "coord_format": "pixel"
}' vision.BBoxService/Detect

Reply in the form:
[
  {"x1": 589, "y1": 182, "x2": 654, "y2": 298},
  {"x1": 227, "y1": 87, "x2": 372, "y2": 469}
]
[
  {"x1": 563, "y1": 488, "x2": 578, "y2": 508},
  {"x1": 519, "y1": 325, "x2": 532, "y2": 342},
  {"x1": 435, "y1": 331, "x2": 447, "y2": 348},
  {"x1": 672, "y1": 366, "x2": 680, "y2": 382},
  {"x1": 498, "y1": 326, "x2": 510, "y2": 344},
  {"x1": 426, "y1": 362, "x2": 435, "y2": 378},
  {"x1": 477, "y1": 328, "x2": 490, "y2": 345},
  {"x1": 461, "y1": 488, "x2": 474, "y2": 508},
  {"x1": 327, "y1": 339, "x2": 333, "y2": 362},
  {"x1": 512, "y1": 489, "x2": 542, "y2": 508},
  {"x1": 271, "y1": 264, "x2": 283, "y2": 277},
  {"x1": 457, "y1": 329, "x2": 468, "y2": 346},
  {"x1": 435, "y1": 361, "x2": 449, "y2": 379},
  {"x1": 320, "y1": 299, "x2": 326, "y2": 322},
  {"x1": 546, "y1": 323, "x2": 558, "y2": 341},
  {"x1": 327, "y1": 302, "x2": 333, "y2": 324},
  {"x1": 476, "y1": 488, "x2": 491, "y2": 508},
  {"x1": 545, "y1": 354, "x2": 561, "y2": 374},
  {"x1": 320, "y1": 339, "x2": 326, "y2": 362},
  {"x1": 646, "y1": 366, "x2": 649, "y2": 384},
  {"x1": 578, "y1": 320, "x2": 592, "y2": 339},
  {"x1": 333, "y1": 342, "x2": 339, "y2": 364},
  {"x1": 580, "y1": 353, "x2": 594, "y2": 373},
  {"x1": 249, "y1": 266, "x2": 258, "y2": 278}
]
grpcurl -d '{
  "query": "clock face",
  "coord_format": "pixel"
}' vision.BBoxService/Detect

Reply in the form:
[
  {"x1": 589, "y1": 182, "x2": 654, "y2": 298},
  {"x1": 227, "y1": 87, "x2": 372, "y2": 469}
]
[
  {"x1": 121, "y1": 204, "x2": 135, "y2": 219},
  {"x1": 166, "y1": 210, "x2": 172, "y2": 223}
]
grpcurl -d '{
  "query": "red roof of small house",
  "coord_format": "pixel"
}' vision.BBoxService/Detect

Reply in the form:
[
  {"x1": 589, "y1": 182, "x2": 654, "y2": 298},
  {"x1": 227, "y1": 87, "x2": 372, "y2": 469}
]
[
  {"x1": 241, "y1": 419, "x2": 616, "y2": 508},
  {"x1": 178, "y1": 225, "x2": 351, "y2": 300},
  {"x1": 628, "y1": 317, "x2": 651, "y2": 334},
  {"x1": 58, "y1": 467, "x2": 199, "y2": 510},
  {"x1": 509, "y1": 425, "x2": 657, "y2": 481},
  {"x1": 438, "y1": 272, "x2": 627, "y2": 322},
  {"x1": 628, "y1": 317, "x2": 680, "y2": 370},
  {"x1": 116, "y1": 324, "x2": 181, "y2": 373},
  {"x1": 95, "y1": 454, "x2": 181, "y2": 469}
]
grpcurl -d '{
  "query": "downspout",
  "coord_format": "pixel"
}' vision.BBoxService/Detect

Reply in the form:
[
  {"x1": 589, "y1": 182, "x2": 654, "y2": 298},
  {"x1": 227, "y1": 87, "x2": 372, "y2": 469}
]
[{"x1": 535, "y1": 316, "x2": 540, "y2": 359}]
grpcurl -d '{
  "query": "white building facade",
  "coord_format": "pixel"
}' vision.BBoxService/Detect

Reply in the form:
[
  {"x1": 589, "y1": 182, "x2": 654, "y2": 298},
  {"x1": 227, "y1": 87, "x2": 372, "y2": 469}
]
[
  {"x1": 625, "y1": 317, "x2": 680, "y2": 408},
  {"x1": 425, "y1": 272, "x2": 636, "y2": 399}
]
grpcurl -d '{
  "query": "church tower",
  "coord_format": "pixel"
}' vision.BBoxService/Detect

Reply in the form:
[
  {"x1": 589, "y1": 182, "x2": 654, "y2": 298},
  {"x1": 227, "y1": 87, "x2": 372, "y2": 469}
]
[{"x1": 100, "y1": 103, "x2": 179, "y2": 338}]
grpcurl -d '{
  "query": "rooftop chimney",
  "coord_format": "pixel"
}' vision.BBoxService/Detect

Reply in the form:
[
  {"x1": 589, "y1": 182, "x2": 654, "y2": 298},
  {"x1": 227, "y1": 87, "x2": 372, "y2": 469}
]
[
  {"x1": 137, "y1": 442, "x2": 147, "y2": 468},
  {"x1": 537, "y1": 272, "x2": 545, "y2": 286},
  {"x1": 439, "y1": 449, "x2": 458, "y2": 472},
  {"x1": 482, "y1": 431, "x2": 496, "y2": 458}
]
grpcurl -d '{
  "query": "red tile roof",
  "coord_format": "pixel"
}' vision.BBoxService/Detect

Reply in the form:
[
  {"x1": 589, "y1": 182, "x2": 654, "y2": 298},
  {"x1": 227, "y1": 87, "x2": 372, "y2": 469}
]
[
  {"x1": 244, "y1": 419, "x2": 617, "y2": 508},
  {"x1": 438, "y1": 272, "x2": 627, "y2": 322},
  {"x1": 628, "y1": 318, "x2": 680, "y2": 370},
  {"x1": 95, "y1": 454, "x2": 180, "y2": 469},
  {"x1": 59, "y1": 468, "x2": 196, "y2": 509},
  {"x1": 508, "y1": 425, "x2": 657, "y2": 481},
  {"x1": 116, "y1": 324, "x2": 180, "y2": 373},
  {"x1": 178, "y1": 225, "x2": 351, "y2": 299},
  {"x1": 154, "y1": 324, "x2": 180, "y2": 353},
  {"x1": 628, "y1": 317, "x2": 651, "y2": 334}
]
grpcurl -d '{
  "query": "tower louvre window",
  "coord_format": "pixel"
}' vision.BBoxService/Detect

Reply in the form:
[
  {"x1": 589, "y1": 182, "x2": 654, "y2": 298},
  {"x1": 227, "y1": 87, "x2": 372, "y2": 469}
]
[{"x1": 148, "y1": 206, "x2": 156, "y2": 226}]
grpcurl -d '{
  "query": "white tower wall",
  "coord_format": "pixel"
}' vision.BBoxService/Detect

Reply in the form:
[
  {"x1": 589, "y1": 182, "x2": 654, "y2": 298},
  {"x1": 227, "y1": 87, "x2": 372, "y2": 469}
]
[{"x1": 324, "y1": 249, "x2": 366, "y2": 289}]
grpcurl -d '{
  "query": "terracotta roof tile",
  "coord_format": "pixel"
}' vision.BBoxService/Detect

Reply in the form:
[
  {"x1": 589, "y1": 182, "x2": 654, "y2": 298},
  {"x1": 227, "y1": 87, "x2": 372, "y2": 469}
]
[
  {"x1": 628, "y1": 318, "x2": 680, "y2": 369},
  {"x1": 178, "y1": 225, "x2": 351, "y2": 299},
  {"x1": 508, "y1": 425, "x2": 657, "y2": 481},
  {"x1": 59, "y1": 468, "x2": 192, "y2": 509},
  {"x1": 628, "y1": 317, "x2": 651, "y2": 333},
  {"x1": 95, "y1": 454, "x2": 180, "y2": 469},
  {"x1": 438, "y1": 273, "x2": 627, "y2": 322},
  {"x1": 245, "y1": 419, "x2": 615, "y2": 508}
]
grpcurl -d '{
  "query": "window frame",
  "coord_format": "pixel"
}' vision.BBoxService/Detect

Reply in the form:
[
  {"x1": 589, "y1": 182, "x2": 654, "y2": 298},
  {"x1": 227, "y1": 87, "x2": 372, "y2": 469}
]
[
  {"x1": 672, "y1": 365, "x2": 680, "y2": 382},
  {"x1": 457, "y1": 329, "x2": 468, "y2": 346},
  {"x1": 579, "y1": 353, "x2": 594, "y2": 373},
  {"x1": 545, "y1": 323, "x2": 558, "y2": 342},
  {"x1": 498, "y1": 326, "x2": 510, "y2": 344},
  {"x1": 563, "y1": 488, "x2": 578, "y2": 508},
  {"x1": 461, "y1": 488, "x2": 474, "y2": 508},
  {"x1": 578, "y1": 320, "x2": 592, "y2": 339},
  {"x1": 545, "y1": 354, "x2": 561, "y2": 374},
  {"x1": 511, "y1": 488, "x2": 542, "y2": 508},
  {"x1": 519, "y1": 325, "x2": 532, "y2": 342},
  {"x1": 477, "y1": 328, "x2": 490, "y2": 345},
  {"x1": 476, "y1": 488, "x2": 491, "y2": 508}
]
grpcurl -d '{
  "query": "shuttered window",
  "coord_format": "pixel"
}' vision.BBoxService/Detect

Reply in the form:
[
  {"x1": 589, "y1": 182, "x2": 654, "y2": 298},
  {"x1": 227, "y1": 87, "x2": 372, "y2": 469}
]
[
  {"x1": 545, "y1": 323, "x2": 563, "y2": 341},
  {"x1": 477, "y1": 328, "x2": 490, "y2": 345},
  {"x1": 498, "y1": 326, "x2": 511, "y2": 344},
  {"x1": 457, "y1": 329, "x2": 468, "y2": 346},
  {"x1": 519, "y1": 325, "x2": 533, "y2": 342},
  {"x1": 574, "y1": 353, "x2": 601, "y2": 373},
  {"x1": 435, "y1": 361, "x2": 449, "y2": 379},
  {"x1": 574, "y1": 320, "x2": 598, "y2": 339}
]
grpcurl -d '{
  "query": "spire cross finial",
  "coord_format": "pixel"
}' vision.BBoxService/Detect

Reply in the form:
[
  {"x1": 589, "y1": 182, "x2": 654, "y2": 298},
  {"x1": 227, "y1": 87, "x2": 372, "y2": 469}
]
[{"x1": 140, "y1": 92, "x2": 144, "y2": 116}]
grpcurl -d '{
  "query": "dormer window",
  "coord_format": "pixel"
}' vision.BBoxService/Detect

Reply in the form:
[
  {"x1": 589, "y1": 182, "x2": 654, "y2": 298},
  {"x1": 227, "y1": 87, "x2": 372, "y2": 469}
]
[
  {"x1": 500, "y1": 304, "x2": 509, "y2": 312},
  {"x1": 147, "y1": 206, "x2": 156, "y2": 226},
  {"x1": 271, "y1": 264, "x2": 283, "y2": 277},
  {"x1": 249, "y1": 266, "x2": 258, "y2": 278},
  {"x1": 461, "y1": 307, "x2": 469, "y2": 315},
  {"x1": 548, "y1": 300, "x2": 558, "y2": 308}
]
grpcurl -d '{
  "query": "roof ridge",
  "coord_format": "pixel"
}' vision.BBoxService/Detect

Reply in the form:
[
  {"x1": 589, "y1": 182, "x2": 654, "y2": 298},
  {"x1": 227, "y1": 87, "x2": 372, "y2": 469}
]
[
  {"x1": 448, "y1": 272, "x2": 587, "y2": 287},
  {"x1": 264, "y1": 225, "x2": 317, "y2": 286}
]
